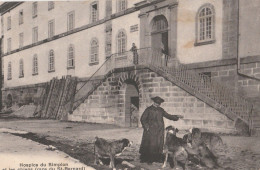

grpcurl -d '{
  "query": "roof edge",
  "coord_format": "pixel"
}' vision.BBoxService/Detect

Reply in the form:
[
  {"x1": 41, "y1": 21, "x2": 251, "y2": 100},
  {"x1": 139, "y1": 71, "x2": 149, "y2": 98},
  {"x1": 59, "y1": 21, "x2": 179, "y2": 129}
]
[{"x1": 0, "y1": 2, "x2": 24, "y2": 16}]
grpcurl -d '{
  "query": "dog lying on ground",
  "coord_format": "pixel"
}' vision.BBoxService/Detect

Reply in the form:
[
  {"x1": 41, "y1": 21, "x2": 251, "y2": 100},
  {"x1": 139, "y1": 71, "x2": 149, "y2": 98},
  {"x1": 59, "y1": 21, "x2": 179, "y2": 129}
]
[
  {"x1": 183, "y1": 128, "x2": 223, "y2": 157},
  {"x1": 162, "y1": 126, "x2": 191, "y2": 169},
  {"x1": 94, "y1": 137, "x2": 132, "y2": 170},
  {"x1": 189, "y1": 128, "x2": 220, "y2": 169}
]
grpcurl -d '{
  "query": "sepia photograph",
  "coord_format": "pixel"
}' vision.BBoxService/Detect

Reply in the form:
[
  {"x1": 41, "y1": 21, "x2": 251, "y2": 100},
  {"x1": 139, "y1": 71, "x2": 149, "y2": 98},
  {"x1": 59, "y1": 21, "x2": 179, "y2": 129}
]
[{"x1": 0, "y1": 0, "x2": 260, "y2": 169}]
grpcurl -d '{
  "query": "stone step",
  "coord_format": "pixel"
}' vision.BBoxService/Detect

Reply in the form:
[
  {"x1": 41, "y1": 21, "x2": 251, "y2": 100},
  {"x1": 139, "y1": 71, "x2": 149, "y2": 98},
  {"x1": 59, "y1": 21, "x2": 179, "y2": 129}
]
[
  {"x1": 251, "y1": 116, "x2": 260, "y2": 121},
  {"x1": 251, "y1": 127, "x2": 260, "y2": 136},
  {"x1": 252, "y1": 120, "x2": 260, "y2": 127}
]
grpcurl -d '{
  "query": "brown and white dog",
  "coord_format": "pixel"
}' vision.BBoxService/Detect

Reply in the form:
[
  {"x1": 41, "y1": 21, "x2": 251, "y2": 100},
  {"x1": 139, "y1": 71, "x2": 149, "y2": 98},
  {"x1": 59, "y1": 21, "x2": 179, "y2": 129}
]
[
  {"x1": 162, "y1": 126, "x2": 189, "y2": 169},
  {"x1": 94, "y1": 137, "x2": 132, "y2": 170}
]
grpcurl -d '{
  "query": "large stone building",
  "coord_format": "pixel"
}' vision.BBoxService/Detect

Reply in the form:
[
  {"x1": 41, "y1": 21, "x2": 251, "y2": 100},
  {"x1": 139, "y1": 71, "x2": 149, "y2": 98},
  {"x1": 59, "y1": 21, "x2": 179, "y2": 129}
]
[{"x1": 1, "y1": 0, "x2": 260, "y2": 134}]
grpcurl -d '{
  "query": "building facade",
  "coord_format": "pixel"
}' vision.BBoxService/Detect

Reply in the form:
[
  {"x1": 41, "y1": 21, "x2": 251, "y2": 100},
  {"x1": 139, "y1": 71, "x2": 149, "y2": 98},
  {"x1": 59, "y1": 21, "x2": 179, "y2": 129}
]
[{"x1": 1, "y1": 0, "x2": 260, "y2": 134}]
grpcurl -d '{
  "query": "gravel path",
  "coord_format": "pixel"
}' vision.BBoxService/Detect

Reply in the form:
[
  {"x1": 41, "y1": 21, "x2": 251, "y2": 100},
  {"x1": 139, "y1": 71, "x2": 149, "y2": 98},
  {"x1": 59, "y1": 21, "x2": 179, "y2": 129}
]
[{"x1": 0, "y1": 118, "x2": 259, "y2": 169}]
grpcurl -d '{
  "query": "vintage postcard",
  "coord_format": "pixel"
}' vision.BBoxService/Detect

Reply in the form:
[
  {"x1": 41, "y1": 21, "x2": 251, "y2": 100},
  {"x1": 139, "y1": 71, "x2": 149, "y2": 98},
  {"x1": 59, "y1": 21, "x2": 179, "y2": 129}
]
[{"x1": 0, "y1": 0, "x2": 260, "y2": 169}]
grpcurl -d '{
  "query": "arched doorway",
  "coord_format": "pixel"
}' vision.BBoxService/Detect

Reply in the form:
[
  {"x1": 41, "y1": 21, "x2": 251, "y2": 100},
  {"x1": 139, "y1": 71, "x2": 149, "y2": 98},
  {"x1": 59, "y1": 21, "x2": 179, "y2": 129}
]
[
  {"x1": 124, "y1": 79, "x2": 139, "y2": 127},
  {"x1": 6, "y1": 94, "x2": 12, "y2": 108},
  {"x1": 151, "y1": 15, "x2": 169, "y2": 54}
]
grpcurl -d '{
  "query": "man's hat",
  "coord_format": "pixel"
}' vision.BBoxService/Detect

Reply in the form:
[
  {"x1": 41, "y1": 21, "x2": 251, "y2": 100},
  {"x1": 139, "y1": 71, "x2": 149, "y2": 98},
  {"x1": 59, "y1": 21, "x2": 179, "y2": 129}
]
[{"x1": 151, "y1": 96, "x2": 165, "y2": 104}]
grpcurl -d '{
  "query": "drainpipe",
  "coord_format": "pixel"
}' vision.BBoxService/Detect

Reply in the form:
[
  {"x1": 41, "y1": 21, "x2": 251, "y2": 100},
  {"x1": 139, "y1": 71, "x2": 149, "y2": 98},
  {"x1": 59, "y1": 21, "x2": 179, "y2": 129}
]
[
  {"x1": 236, "y1": 0, "x2": 257, "y2": 136},
  {"x1": 237, "y1": 0, "x2": 260, "y2": 81}
]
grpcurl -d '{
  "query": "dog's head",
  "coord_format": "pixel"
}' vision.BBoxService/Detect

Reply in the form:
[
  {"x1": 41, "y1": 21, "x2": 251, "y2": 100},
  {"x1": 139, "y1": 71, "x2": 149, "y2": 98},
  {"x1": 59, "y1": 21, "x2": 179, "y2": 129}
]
[
  {"x1": 183, "y1": 133, "x2": 192, "y2": 143},
  {"x1": 191, "y1": 128, "x2": 201, "y2": 139},
  {"x1": 121, "y1": 138, "x2": 133, "y2": 148},
  {"x1": 165, "y1": 125, "x2": 179, "y2": 135}
]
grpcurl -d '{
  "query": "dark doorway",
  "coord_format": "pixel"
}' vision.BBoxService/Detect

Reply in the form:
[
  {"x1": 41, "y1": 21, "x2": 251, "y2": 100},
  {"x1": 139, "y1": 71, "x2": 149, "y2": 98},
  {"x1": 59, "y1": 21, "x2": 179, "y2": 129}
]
[
  {"x1": 124, "y1": 80, "x2": 139, "y2": 127},
  {"x1": 130, "y1": 96, "x2": 139, "y2": 127},
  {"x1": 162, "y1": 32, "x2": 168, "y2": 55},
  {"x1": 151, "y1": 15, "x2": 169, "y2": 52},
  {"x1": 6, "y1": 94, "x2": 12, "y2": 108}
]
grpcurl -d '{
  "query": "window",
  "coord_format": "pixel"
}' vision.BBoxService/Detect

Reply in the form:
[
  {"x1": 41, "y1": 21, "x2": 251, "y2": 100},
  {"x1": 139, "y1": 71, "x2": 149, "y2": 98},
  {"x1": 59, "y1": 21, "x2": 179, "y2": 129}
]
[
  {"x1": 7, "y1": 62, "x2": 12, "y2": 80},
  {"x1": 48, "y1": 20, "x2": 55, "y2": 38},
  {"x1": 7, "y1": 16, "x2": 11, "y2": 30},
  {"x1": 196, "y1": 4, "x2": 215, "y2": 45},
  {"x1": 90, "y1": 39, "x2": 99, "y2": 64},
  {"x1": 117, "y1": 30, "x2": 126, "y2": 54},
  {"x1": 67, "y1": 44, "x2": 75, "y2": 68},
  {"x1": 7, "y1": 38, "x2": 11, "y2": 52},
  {"x1": 19, "y1": 33, "x2": 24, "y2": 48},
  {"x1": 91, "y1": 2, "x2": 98, "y2": 23},
  {"x1": 19, "y1": 59, "x2": 24, "y2": 78},
  {"x1": 32, "y1": 2, "x2": 38, "y2": 18},
  {"x1": 118, "y1": 0, "x2": 127, "y2": 12},
  {"x1": 32, "y1": 27, "x2": 38, "y2": 43},
  {"x1": 67, "y1": 11, "x2": 75, "y2": 31},
  {"x1": 19, "y1": 10, "x2": 23, "y2": 25},
  {"x1": 48, "y1": 1, "x2": 54, "y2": 10},
  {"x1": 48, "y1": 50, "x2": 55, "y2": 72},
  {"x1": 32, "y1": 54, "x2": 38, "y2": 75}
]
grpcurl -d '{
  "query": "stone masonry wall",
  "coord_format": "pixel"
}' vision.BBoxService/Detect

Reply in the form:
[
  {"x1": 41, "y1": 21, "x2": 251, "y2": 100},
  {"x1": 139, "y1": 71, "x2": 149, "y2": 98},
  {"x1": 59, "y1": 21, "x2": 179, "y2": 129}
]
[
  {"x1": 193, "y1": 62, "x2": 260, "y2": 99},
  {"x1": 222, "y1": 0, "x2": 238, "y2": 59},
  {"x1": 2, "y1": 83, "x2": 46, "y2": 108},
  {"x1": 70, "y1": 67, "x2": 235, "y2": 133}
]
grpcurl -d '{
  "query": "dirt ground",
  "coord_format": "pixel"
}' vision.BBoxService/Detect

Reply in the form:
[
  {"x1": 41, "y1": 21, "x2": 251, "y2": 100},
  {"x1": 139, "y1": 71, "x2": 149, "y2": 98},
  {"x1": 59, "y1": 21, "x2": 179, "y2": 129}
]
[{"x1": 0, "y1": 115, "x2": 260, "y2": 170}]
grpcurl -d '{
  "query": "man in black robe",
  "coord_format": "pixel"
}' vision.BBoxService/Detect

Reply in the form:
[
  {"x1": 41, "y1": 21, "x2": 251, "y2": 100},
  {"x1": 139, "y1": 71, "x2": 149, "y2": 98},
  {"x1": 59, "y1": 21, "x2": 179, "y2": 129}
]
[{"x1": 139, "y1": 96, "x2": 184, "y2": 163}]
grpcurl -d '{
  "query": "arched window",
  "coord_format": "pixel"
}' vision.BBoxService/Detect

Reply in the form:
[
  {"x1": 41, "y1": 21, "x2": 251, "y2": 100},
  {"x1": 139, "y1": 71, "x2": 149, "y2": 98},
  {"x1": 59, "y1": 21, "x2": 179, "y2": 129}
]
[
  {"x1": 196, "y1": 4, "x2": 215, "y2": 44},
  {"x1": 68, "y1": 44, "x2": 75, "y2": 68},
  {"x1": 117, "y1": 0, "x2": 127, "y2": 12},
  {"x1": 32, "y1": 54, "x2": 38, "y2": 75},
  {"x1": 19, "y1": 59, "x2": 24, "y2": 78},
  {"x1": 48, "y1": 50, "x2": 55, "y2": 72},
  {"x1": 7, "y1": 62, "x2": 12, "y2": 80},
  {"x1": 117, "y1": 30, "x2": 127, "y2": 54},
  {"x1": 152, "y1": 15, "x2": 168, "y2": 33},
  {"x1": 90, "y1": 39, "x2": 99, "y2": 64}
]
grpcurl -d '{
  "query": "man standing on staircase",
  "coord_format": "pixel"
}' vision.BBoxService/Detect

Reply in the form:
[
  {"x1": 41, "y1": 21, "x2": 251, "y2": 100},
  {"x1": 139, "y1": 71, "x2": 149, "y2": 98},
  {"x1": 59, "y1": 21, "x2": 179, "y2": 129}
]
[
  {"x1": 139, "y1": 96, "x2": 184, "y2": 164},
  {"x1": 130, "y1": 43, "x2": 138, "y2": 65}
]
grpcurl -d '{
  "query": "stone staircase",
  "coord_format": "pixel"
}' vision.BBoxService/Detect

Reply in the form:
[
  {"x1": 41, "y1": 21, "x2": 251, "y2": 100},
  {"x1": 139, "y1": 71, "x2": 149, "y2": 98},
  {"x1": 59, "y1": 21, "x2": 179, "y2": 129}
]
[{"x1": 68, "y1": 48, "x2": 258, "y2": 135}]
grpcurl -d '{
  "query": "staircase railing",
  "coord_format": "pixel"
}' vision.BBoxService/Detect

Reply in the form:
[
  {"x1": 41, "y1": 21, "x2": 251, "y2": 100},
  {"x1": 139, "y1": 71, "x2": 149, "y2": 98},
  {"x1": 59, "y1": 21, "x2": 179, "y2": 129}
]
[
  {"x1": 71, "y1": 48, "x2": 151, "y2": 111},
  {"x1": 70, "y1": 47, "x2": 252, "y2": 124},
  {"x1": 140, "y1": 49, "x2": 253, "y2": 124}
]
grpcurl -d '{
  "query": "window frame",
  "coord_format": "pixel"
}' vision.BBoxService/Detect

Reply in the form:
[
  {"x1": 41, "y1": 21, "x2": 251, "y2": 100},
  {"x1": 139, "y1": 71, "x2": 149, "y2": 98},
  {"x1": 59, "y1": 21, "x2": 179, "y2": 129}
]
[
  {"x1": 117, "y1": 0, "x2": 127, "y2": 12},
  {"x1": 19, "y1": 10, "x2": 23, "y2": 25},
  {"x1": 32, "y1": 26, "x2": 38, "y2": 43},
  {"x1": 90, "y1": 1, "x2": 99, "y2": 23},
  {"x1": 7, "y1": 38, "x2": 11, "y2": 53},
  {"x1": 32, "y1": 54, "x2": 38, "y2": 75},
  {"x1": 7, "y1": 62, "x2": 12, "y2": 80},
  {"x1": 48, "y1": 19, "x2": 55, "y2": 38},
  {"x1": 117, "y1": 30, "x2": 127, "y2": 55},
  {"x1": 19, "y1": 33, "x2": 24, "y2": 48},
  {"x1": 67, "y1": 11, "x2": 75, "y2": 31},
  {"x1": 19, "y1": 59, "x2": 24, "y2": 78},
  {"x1": 67, "y1": 44, "x2": 75, "y2": 69},
  {"x1": 7, "y1": 16, "x2": 11, "y2": 30},
  {"x1": 48, "y1": 50, "x2": 55, "y2": 72},
  {"x1": 48, "y1": 1, "x2": 55, "y2": 11},
  {"x1": 89, "y1": 38, "x2": 99, "y2": 65},
  {"x1": 195, "y1": 4, "x2": 215, "y2": 46},
  {"x1": 32, "y1": 2, "x2": 38, "y2": 18}
]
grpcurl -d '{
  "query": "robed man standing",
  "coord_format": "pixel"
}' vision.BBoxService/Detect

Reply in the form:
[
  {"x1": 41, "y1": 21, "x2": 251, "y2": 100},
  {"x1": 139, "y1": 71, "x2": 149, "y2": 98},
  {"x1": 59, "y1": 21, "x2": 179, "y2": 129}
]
[{"x1": 139, "y1": 96, "x2": 184, "y2": 163}]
